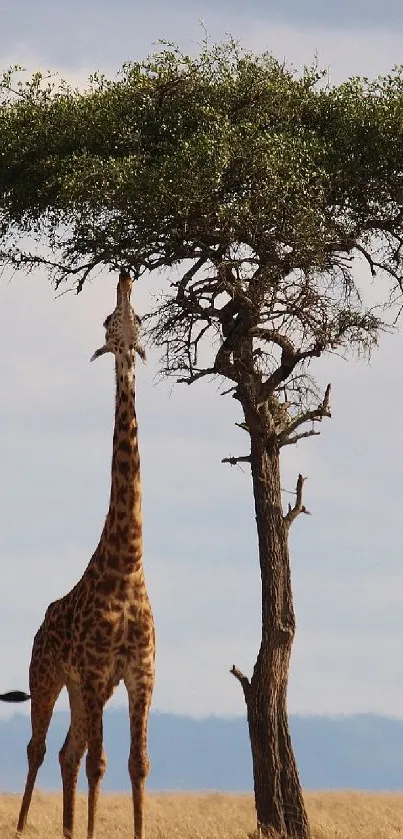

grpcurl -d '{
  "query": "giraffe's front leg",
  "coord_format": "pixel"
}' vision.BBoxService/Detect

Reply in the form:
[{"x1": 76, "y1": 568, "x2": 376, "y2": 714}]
[
  {"x1": 59, "y1": 682, "x2": 87, "y2": 839},
  {"x1": 124, "y1": 672, "x2": 154, "y2": 839},
  {"x1": 83, "y1": 689, "x2": 106, "y2": 839}
]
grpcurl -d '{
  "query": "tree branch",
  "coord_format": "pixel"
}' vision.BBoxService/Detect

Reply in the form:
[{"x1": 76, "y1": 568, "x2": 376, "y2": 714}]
[
  {"x1": 278, "y1": 383, "x2": 331, "y2": 444},
  {"x1": 235, "y1": 421, "x2": 249, "y2": 433},
  {"x1": 177, "y1": 367, "x2": 215, "y2": 384},
  {"x1": 230, "y1": 664, "x2": 250, "y2": 701},
  {"x1": 176, "y1": 255, "x2": 208, "y2": 296},
  {"x1": 222, "y1": 454, "x2": 251, "y2": 466},
  {"x1": 251, "y1": 328, "x2": 297, "y2": 355},
  {"x1": 257, "y1": 338, "x2": 325, "y2": 404},
  {"x1": 353, "y1": 241, "x2": 376, "y2": 276},
  {"x1": 283, "y1": 474, "x2": 311, "y2": 527},
  {"x1": 280, "y1": 429, "x2": 321, "y2": 447},
  {"x1": 220, "y1": 385, "x2": 238, "y2": 396},
  {"x1": 2, "y1": 248, "x2": 106, "y2": 292}
]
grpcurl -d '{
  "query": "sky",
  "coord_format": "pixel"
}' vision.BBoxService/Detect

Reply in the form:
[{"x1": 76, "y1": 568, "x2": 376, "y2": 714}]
[{"x1": 0, "y1": 0, "x2": 403, "y2": 722}]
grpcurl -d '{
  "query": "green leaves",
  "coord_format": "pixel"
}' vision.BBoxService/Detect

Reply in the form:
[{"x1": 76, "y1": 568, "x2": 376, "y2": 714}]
[{"x1": 1, "y1": 38, "x2": 403, "y2": 310}]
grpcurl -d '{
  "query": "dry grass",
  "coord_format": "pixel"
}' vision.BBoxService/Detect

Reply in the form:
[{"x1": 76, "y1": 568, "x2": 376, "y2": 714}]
[{"x1": 1, "y1": 791, "x2": 403, "y2": 838}]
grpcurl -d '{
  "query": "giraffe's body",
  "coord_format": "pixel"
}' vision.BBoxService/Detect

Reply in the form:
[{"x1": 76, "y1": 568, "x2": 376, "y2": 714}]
[{"x1": 13, "y1": 272, "x2": 155, "y2": 839}]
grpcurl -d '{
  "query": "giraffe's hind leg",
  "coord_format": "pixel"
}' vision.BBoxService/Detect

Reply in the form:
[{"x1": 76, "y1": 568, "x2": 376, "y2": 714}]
[
  {"x1": 16, "y1": 632, "x2": 63, "y2": 835},
  {"x1": 124, "y1": 668, "x2": 154, "y2": 839},
  {"x1": 83, "y1": 685, "x2": 109, "y2": 839},
  {"x1": 59, "y1": 681, "x2": 87, "y2": 839}
]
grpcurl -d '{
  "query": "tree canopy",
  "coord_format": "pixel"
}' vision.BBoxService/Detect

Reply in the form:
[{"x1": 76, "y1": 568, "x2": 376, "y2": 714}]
[
  {"x1": 0, "y1": 40, "x2": 401, "y2": 420},
  {"x1": 1, "y1": 40, "x2": 403, "y2": 298}
]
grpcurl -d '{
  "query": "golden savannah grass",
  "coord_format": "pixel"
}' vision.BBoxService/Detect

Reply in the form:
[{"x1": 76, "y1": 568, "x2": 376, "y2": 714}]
[{"x1": 1, "y1": 791, "x2": 403, "y2": 839}]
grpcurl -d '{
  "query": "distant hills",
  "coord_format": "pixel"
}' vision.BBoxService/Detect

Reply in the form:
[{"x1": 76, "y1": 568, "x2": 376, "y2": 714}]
[{"x1": 1, "y1": 710, "x2": 403, "y2": 792}]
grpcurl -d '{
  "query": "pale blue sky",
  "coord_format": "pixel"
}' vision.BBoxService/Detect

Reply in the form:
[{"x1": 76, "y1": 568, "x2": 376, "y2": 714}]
[{"x1": 0, "y1": 0, "x2": 403, "y2": 720}]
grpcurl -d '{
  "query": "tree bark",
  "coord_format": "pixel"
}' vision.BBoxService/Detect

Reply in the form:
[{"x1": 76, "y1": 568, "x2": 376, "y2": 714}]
[{"x1": 238, "y1": 408, "x2": 310, "y2": 839}]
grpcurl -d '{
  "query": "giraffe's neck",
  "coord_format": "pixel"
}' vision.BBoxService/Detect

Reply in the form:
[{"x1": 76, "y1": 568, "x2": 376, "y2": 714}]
[{"x1": 97, "y1": 350, "x2": 144, "y2": 576}]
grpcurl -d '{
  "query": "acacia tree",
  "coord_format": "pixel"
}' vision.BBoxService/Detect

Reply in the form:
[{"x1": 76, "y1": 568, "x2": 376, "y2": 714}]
[{"x1": 2, "y1": 41, "x2": 403, "y2": 839}]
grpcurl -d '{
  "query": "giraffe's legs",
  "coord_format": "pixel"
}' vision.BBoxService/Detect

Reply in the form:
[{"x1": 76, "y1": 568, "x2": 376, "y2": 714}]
[
  {"x1": 59, "y1": 682, "x2": 87, "y2": 839},
  {"x1": 124, "y1": 671, "x2": 153, "y2": 839},
  {"x1": 84, "y1": 689, "x2": 106, "y2": 839},
  {"x1": 16, "y1": 640, "x2": 63, "y2": 835}
]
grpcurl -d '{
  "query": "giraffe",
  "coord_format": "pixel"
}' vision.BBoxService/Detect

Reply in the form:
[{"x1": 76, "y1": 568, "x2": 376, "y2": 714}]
[{"x1": 12, "y1": 270, "x2": 155, "y2": 839}]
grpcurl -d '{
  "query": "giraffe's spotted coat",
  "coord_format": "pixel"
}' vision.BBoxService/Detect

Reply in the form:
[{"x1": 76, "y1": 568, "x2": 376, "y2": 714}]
[{"x1": 16, "y1": 272, "x2": 155, "y2": 839}]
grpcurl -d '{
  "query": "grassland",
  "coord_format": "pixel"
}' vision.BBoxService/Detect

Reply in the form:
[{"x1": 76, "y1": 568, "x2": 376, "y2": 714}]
[{"x1": 1, "y1": 791, "x2": 403, "y2": 838}]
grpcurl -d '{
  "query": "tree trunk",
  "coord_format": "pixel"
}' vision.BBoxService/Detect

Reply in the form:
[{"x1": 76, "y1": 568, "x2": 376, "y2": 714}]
[{"x1": 240, "y1": 420, "x2": 310, "y2": 839}]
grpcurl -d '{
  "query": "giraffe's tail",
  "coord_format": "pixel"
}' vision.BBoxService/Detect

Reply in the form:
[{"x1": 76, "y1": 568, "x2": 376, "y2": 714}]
[{"x1": 0, "y1": 691, "x2": 30, "y2": 703}]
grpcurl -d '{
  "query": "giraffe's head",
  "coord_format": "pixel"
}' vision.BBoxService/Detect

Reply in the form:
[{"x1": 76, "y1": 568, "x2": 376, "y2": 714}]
[{"x1": 90, "y1": 269, "x2": 146, "y2": 363}]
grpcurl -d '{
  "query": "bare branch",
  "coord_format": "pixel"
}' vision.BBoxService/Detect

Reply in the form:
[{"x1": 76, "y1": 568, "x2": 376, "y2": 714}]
[
  {"x1": 235, "y1": 421, "x2": 249, "y2": 433},
  {"x1": 283, "y1": 474, "x2": 311, "y2": 527},
  {"x1": 177, "y1": 367, "x2": 215, "y2": 384},
  {"x1": 176, "y1": 255, "x2": 208, "y2": 294},
  {"x1": 230, "y1": 664, "x2": 250, "y2": 701},
  {"x1": 1, "y1": 247, "x2": 105, "y2": 292},
  {"x1": 222, "y1": 454, "x2": 251, "y2": 466},
  {"x1": 257, "y1": 338, "x2": 325, "y2": 404},
  {"x1": 280, "y1": 429, "x2": 321, "y2": 447},
  {"x1": 278, "y1": 383, "x2": 331, "y2": 443},
  {"x1": 220, "y1": 385, "x2": 238, "y2": 396},
  {"x1": 252, "y1": 328, "x2": 297, "y2": 355},
  {"x1": 353, "y1": 242, "x2": 376, "y2": 276}
]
